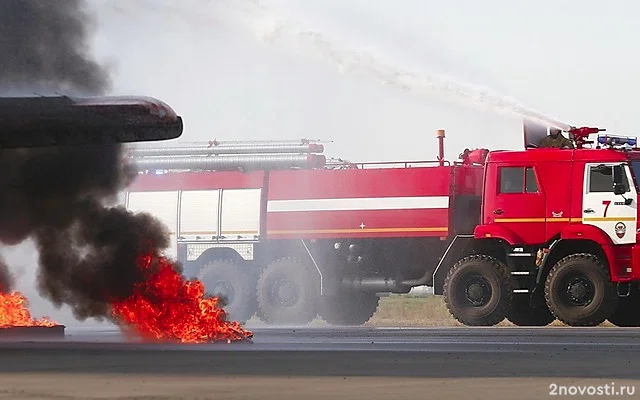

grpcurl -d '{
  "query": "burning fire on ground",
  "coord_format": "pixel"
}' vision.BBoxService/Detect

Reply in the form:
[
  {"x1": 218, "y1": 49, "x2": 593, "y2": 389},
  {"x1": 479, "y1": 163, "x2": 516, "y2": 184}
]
[
  {"x1": 110, "y1": 253, "x2": 253, "y2": 343},
  {"x1": 0, "y1": 291, "x2": 57, "y2": 328},
  {"x1": 0, "y1": 255, "x2": 252, "y2": 343}
]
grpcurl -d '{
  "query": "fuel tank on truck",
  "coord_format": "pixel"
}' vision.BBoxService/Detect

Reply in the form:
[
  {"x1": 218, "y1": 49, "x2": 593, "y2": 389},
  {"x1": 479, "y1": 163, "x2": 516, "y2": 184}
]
[
  {"x1": 0, "y1": 95, "x2": 183, "y2": 148},
  {"x1": 264, "y1": 161, "x2": 485, "y2": 240}
]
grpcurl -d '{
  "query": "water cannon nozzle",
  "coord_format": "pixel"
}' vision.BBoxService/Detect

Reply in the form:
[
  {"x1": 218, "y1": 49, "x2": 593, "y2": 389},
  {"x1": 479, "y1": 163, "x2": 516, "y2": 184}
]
[
  {"x1": 568, "y1": 126, "x2": 605, "y2": 136},
  {"x1": 565, "y1": 126, "x2": 606, "y2": 149}
]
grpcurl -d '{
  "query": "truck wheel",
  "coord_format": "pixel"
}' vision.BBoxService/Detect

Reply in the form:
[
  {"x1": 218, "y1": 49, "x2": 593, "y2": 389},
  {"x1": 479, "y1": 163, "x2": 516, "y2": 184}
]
[
  {"x1": 506, "y1": 295, "x2": 555, "y2": 326},
  {"x1": 198, "y1": 259, "x2": 256, "y2": 324},
  {"x1": 443, "y1": 254, "x2": 512, "y2": 326},
  {"x1": 256, "y1": 257, "x2": 319, "y2": 325},
  {"x1": 544, "y1": 253, "x2": 618, "y2": 326},
  {"x1": 608, "y1": 284, "x2": 640, "y2": 327},
  {"x1": 319, "y1": 291, "x2": 380, "y2": 326}
]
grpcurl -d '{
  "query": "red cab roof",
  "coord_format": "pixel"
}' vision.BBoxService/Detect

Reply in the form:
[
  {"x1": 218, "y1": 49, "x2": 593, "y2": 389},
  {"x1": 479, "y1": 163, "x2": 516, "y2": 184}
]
[{"x1": 487, "y1": 148, "x2": 640, "y2": 164}]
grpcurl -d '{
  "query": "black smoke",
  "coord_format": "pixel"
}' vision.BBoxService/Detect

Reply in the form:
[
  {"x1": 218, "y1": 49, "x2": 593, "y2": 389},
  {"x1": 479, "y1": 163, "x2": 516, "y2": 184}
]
[
  {"x1": 0, "y1": 257, "x2": 13, "y2": 293},
  {"x1": 0, "y1": 0, "x2": 172, "y2": 320},
  {"x1": 0, "y1": 0, "x2": 110, "y2": 94}
]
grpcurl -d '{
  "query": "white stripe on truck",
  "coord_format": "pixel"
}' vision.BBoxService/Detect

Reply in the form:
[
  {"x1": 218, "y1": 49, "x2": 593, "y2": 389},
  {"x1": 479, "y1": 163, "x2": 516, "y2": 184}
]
[{"x1": 266, "y1": 196, "x2": 450, "y2": 212}]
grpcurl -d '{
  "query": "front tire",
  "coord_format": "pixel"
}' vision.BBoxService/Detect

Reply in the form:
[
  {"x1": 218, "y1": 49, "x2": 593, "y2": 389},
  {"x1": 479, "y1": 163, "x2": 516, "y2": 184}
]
[
  {"x1": 544, "y1": 253, "x2": 618, "y2": 326},
  {"x1": 443, "y1": 254, "x2": 512, "y2": 326}
]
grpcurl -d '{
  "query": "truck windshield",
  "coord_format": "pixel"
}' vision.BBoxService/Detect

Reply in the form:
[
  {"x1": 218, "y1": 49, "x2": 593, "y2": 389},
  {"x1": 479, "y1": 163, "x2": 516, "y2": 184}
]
[{"x1": 631, "y1": 161, "x2": 640, "y2": 189}]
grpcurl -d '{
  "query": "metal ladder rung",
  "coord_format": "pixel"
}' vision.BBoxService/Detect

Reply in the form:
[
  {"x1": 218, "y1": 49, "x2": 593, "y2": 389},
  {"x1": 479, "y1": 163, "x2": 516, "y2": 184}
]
[
  {"x1": 511, "y1": 271, "x2": 531, "y2": 276},
  {"x1": 509, "y1": 253, "x2": 532, "y2": 257},
  {"x1": 512, "y1": 289, "x2": 530, "y2": 293}
]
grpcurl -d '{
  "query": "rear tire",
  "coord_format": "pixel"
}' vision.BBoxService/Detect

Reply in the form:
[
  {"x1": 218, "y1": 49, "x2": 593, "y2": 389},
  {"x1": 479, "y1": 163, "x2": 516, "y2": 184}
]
[
  {"x1": 256, "y1": 257, "x2": 319, "y2": 325},
  {"x1": 544, "y1": 253, "x2": 618, "y2": 326},
  {"x1": 506, "y1": 295, "x2": 555, "y2": 326},
  {"x1": 198, "y1": 259, "x2": 256, "y2": 324},
  {"x1": 319, "y1": 291, "x2": 380, "y2": 326},
  {"x1": 443, "y1": 254, "x2": 512, "y2": 326},
  {"x1": 608, "y1": 284, "x2": 640, "y2": 327}
]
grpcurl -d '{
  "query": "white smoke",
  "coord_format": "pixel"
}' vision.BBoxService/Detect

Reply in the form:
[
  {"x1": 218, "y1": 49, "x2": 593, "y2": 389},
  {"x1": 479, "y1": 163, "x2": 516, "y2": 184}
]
[{"x1": 156, "y1": 0, "x2": 570, "y2": 130}]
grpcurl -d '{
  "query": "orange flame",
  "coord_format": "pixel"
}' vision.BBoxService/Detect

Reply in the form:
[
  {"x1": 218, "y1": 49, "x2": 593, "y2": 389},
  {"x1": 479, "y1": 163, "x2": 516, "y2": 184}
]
[
  {"x1": 111, "y1": 254, "x2": 252, "y2": 343},
  {"x1": 0, "y1": 291, "x2": 57, "y2": 328}
]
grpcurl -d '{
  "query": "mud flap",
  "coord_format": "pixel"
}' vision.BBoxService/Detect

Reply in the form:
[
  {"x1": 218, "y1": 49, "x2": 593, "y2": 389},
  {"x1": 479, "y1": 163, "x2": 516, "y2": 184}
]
[{"x1": 432, "y1": 235, "x2": 474, "y2": 295}]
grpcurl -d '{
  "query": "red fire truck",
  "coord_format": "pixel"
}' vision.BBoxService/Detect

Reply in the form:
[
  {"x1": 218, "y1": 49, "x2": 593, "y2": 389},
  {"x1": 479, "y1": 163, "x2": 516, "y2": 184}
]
[{"x1": 122, "y1": 121, "x2": 640, "y2": 328}]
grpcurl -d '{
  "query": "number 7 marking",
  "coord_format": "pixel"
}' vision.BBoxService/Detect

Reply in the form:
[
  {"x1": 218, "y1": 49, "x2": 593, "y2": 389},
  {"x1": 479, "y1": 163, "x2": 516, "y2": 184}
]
[{"x1": 603, "y1": 200, "x2": 612, "y2": 218}]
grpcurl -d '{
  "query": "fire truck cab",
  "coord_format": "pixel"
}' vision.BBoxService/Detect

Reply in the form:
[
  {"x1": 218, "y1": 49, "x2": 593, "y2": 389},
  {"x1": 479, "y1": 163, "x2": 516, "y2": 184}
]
[{"x1": 438, "y1": 132, "x2": 640, "y2": 327}]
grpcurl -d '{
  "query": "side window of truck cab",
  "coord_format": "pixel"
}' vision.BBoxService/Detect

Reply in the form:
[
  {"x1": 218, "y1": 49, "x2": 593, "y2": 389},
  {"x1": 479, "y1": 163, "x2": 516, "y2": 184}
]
[
  {"x1": 587, "y1": 164, "x2": 630, "y2": 193},
  {"x1": 499, "y1": 166, "x2": 539, "y2": 194},
  {"x1": 489, "y1": 165, "x2": 546, "y2": 243}
]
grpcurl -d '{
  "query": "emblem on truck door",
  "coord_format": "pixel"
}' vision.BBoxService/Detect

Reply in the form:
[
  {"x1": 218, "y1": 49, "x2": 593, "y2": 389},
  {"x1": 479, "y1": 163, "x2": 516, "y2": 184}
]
[{"x1": 615, "y1": 222, "x2": 627, "y2": 238}]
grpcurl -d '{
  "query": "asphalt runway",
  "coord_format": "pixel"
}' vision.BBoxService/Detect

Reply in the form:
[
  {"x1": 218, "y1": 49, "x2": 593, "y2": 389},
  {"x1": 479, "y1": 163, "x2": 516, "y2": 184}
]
[{"x1": 0, "y1": 326, "x2": 638, "y2": 379}]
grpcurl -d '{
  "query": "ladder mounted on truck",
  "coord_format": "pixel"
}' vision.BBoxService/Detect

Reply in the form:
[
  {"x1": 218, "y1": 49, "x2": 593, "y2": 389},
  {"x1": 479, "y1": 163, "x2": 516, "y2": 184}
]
[{"x1": 124, "y1": 138, "x2": 354, "y2": 172}]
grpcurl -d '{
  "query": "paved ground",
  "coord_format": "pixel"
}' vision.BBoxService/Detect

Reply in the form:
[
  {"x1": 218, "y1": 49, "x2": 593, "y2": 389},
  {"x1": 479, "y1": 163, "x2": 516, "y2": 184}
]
[{"x1": 0, "y1": 326, "x2": 639, "y2": 399}]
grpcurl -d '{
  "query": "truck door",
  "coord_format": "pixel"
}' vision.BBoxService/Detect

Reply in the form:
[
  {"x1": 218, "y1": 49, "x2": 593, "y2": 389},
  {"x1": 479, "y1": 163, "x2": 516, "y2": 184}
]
[
  {"x1": 582, "y1": 163, "x2": 637, "y2": 245},
  {"x1": 484, "y1": 165, "x2": 546, "y2": 244}
]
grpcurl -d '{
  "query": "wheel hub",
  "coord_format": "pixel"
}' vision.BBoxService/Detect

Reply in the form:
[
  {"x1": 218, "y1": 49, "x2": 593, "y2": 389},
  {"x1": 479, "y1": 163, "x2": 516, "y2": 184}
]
[
  {"x1": 272, "y1": 279, "x2": 300, "y2": 307},
  {"x1": 464, "y1": 276, "x2": 492, "y2": 307},
  {"x1": 566, "y1": 276, "x2": 594, "y2": 306}
]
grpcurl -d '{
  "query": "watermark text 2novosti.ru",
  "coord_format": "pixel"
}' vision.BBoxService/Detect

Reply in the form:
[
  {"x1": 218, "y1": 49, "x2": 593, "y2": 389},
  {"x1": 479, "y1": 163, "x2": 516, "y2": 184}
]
[{"x1": 550, "y1": 382, "x2": 636, "y2": 396}]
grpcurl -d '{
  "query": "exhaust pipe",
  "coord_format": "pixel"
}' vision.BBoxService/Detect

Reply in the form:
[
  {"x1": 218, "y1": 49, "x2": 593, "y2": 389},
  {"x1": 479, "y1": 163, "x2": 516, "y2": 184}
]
[{"x1": 341, "y1": 277, "x2": 412, "y2": 293}]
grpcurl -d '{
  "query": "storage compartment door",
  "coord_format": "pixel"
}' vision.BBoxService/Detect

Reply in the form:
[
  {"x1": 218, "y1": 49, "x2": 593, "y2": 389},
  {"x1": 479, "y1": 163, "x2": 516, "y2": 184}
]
[
  {"x1": 220, "y1": 189, "x2": 261, "y2": 241},
  {"x1": 179, "y1": 190, "x2": 220, "y2": 240}
]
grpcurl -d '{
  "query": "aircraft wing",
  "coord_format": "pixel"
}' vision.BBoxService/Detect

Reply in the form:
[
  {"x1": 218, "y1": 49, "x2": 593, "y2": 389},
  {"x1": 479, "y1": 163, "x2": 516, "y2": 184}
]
[{"x1": 0, "y1": 95, "x2": 183, "y2": 148}]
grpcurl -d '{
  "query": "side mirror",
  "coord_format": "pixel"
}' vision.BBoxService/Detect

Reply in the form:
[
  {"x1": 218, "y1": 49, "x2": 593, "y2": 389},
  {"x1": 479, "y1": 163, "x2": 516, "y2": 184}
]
[
  {"x1": 612, "y1": 165, "x2": 627, "y2": 196},
  {"x1": 613, "y1": 165, "x2": 624, "y2": 183}
]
